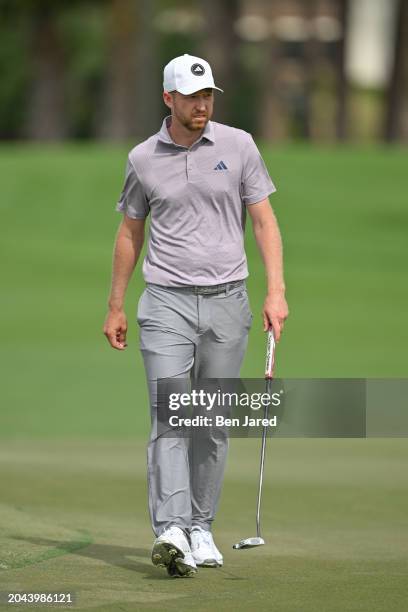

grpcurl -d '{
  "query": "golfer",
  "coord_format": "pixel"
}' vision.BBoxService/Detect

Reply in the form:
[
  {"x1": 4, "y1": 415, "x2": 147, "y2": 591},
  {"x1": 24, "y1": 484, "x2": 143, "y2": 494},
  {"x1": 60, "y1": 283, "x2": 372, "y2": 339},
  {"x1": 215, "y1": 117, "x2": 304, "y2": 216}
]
[{"x1": 103, "y1": 54, "x2": 288, "y2": 577}]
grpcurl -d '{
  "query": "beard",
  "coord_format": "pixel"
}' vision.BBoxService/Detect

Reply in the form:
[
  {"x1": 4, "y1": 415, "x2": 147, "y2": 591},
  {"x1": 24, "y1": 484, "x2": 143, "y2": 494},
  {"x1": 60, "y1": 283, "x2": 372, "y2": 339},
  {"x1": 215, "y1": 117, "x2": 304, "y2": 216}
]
[{"x1": 174, "y1": 108, "x2": 210, "y2": 132}]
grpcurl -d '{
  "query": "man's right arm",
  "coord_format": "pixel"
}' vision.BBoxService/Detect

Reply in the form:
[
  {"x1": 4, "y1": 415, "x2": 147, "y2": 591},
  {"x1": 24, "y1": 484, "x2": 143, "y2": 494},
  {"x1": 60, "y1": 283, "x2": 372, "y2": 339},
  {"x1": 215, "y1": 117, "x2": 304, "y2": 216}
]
[{"x1": 103, "y1": 215, "x2": 146, "y2": 350}]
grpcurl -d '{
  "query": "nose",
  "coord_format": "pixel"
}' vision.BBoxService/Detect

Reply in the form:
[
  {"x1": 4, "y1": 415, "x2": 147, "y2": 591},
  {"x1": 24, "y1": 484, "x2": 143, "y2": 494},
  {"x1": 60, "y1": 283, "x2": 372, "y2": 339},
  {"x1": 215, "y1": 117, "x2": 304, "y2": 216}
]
[{"x1": 194, "y1": 97, "x2": 206, "y2": 109}]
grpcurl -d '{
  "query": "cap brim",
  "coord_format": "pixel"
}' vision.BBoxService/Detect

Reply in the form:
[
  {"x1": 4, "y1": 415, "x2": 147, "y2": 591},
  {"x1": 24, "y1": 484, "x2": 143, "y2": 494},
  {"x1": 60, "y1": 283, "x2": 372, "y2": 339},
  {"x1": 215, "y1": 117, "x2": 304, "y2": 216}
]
[{"x1": 176, "y1": 84, "x2": 224, "y2": 95}]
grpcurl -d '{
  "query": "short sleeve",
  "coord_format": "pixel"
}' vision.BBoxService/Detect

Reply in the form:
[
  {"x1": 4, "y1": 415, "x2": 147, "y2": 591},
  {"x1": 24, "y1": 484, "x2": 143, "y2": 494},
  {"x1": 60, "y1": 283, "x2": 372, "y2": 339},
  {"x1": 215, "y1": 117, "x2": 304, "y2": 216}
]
[
  {"x1": 115, "y1": 157, "x2": 150, "y2": 219},
  {"x1": 240, "y1": 133, "x2": 277, "y2": 206}
]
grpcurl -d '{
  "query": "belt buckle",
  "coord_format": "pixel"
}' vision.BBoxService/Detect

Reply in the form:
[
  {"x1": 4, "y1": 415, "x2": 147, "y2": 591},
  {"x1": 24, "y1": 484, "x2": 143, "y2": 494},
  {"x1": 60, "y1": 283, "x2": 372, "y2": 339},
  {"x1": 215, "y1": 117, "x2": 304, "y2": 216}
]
[
  {"x1": 196, "y1": 285, "x2": 218, "y2": 295},
  {"x1": 204, "y1": 285, "x2": 216, "y2": 295},
  {"x1": 194, "y1": 283, "x2": 231, "y2": 295}
]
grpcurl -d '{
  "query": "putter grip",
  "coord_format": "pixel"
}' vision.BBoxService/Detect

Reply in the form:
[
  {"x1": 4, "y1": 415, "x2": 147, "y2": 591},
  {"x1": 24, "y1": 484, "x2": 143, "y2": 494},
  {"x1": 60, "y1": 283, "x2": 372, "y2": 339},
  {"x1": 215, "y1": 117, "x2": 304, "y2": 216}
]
[{"x1": 265, "y1": 329, "x2": 275, "y2": 379}]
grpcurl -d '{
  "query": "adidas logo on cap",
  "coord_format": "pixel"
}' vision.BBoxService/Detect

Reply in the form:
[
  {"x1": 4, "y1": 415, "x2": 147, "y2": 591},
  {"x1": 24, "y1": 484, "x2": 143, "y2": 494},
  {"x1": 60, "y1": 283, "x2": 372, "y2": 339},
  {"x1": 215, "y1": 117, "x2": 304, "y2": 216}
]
[
  {"x1": 191, "y1": 63, "x2": 205, "y2": 76},
  {"x1": 163, "y1": 54, "x2": 224, "y2": 95}
]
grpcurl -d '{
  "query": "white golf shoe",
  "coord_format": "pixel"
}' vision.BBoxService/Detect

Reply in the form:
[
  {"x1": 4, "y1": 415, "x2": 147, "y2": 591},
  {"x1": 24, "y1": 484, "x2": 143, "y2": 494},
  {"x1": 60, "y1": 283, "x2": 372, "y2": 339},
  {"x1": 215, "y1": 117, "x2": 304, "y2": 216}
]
[
  {"x1": 151, "y1": 525, "x2": 197, "y2": 578},
  {"x1": 190, "y1": 526, "x2": 223, "y2": 567}
]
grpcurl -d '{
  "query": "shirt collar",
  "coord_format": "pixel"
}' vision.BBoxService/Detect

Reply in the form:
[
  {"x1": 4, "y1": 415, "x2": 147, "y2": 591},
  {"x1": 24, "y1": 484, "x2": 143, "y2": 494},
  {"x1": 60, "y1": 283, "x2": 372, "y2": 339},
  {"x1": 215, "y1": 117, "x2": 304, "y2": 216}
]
[{"x1": 158, "y1": 115, "x2": 215, "y2": 146}]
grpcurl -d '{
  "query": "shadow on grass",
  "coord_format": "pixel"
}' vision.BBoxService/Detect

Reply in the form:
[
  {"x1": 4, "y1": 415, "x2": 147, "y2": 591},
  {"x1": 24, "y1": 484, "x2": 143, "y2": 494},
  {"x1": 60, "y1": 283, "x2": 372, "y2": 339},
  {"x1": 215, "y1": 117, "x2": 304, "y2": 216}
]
[
  {"x1": 11, "y1": 535, "x2": 245, "y2": 581},
  {"x1": 11, "y1": 536, "x2": 171, "y2": 580}
]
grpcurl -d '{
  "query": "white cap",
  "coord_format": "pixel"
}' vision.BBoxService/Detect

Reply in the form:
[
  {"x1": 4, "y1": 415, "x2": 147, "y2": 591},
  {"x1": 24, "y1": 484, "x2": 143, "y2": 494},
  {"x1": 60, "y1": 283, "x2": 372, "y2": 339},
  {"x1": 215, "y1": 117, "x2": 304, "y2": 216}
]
[{"x1": 163, "y1": 54, "x2": 223, "y2": 95}]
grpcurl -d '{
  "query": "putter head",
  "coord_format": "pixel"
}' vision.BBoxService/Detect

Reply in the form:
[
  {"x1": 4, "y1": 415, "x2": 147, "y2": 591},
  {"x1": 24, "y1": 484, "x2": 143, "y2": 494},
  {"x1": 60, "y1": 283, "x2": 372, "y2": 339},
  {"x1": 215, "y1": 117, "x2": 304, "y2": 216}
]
[{"x1": 232, "y1": 537, "x2": 265, "y2": 549}]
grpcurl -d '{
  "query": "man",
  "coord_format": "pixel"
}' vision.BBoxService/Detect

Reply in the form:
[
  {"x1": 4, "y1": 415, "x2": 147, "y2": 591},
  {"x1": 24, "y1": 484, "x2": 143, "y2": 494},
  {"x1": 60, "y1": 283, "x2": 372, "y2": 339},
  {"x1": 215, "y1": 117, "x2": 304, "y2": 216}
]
[{"x1": 103, "y1": 54, "x2": 288, "y2": 578}]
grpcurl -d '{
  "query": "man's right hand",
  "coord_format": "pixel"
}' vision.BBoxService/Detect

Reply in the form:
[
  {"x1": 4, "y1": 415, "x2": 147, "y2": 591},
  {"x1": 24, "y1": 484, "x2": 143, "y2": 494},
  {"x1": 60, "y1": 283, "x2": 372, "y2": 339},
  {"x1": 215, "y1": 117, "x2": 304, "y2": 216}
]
[{"x1": 103, "y1": 309, "x2": 128, "y2": 350}]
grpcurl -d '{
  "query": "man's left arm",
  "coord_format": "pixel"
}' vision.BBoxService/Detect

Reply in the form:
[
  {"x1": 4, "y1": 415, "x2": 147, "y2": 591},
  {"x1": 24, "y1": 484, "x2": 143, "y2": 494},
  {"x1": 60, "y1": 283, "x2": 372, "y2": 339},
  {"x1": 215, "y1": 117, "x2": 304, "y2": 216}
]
[{"x1": 247, "y1": 198, "x2": 289, "y2": 341}]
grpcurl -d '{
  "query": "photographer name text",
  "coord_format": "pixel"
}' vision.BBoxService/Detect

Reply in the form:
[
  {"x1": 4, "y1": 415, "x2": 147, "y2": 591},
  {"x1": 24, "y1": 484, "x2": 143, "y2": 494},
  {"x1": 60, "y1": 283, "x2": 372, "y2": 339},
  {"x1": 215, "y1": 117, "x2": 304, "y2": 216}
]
[{"x1": 168, "y1": 415, "x2": 277, "y2": 427}]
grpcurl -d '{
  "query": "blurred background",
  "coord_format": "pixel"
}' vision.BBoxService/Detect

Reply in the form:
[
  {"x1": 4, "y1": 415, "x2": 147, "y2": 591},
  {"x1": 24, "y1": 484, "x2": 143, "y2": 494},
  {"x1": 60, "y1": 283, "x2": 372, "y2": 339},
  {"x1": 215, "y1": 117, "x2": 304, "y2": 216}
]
[
  {"x1": 1, "y1": 0, "x2": 407, "y2": 432},
  {"x1": 0, "y1": 0, "x2": 407, "y2": 430},
  {"x1": 1, "y1": 0, "x2": 408, "y2": 143}
]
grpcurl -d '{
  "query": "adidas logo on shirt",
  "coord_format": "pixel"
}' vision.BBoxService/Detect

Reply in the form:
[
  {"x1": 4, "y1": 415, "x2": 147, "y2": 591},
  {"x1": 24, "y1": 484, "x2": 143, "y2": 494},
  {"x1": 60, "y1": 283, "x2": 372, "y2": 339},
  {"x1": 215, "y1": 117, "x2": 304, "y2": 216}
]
[{"x1": 214, "y1": 161, "x2": 228, "y2": 170}]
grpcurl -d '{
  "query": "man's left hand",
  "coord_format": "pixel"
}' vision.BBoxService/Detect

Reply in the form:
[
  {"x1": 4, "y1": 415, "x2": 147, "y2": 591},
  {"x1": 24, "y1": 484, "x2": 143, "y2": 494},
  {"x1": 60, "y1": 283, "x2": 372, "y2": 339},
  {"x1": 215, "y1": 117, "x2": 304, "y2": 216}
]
[{"x1": 262, "y1": 293, "x2": 289, "y2": 341}]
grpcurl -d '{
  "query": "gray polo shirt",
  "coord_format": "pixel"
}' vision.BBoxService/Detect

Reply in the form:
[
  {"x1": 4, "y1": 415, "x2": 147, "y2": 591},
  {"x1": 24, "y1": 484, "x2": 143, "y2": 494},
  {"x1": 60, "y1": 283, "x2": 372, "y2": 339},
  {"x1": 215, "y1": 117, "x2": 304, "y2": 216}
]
[{"x1": 116, "y1": 116, "x2": 276, "y2": 286}]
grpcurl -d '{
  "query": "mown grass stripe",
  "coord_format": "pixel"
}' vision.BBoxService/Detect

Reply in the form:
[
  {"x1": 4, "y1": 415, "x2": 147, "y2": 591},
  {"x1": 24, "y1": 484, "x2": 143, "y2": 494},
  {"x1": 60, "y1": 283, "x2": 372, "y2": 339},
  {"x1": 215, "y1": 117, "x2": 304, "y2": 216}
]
[{"x1": 0, "y1": 531, "x2": 93, "y2": 571}]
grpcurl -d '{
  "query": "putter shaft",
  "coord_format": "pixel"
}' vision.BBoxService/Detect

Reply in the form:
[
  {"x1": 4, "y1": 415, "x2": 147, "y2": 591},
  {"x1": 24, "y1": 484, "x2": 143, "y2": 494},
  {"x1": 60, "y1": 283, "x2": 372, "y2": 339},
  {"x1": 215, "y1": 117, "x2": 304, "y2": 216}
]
[
  {"x1": 233, "y1": 330, "x2": 275, "y2": 550},
  {"x1": 256, "y1": 330, "x2": 275, "y2": 539}
]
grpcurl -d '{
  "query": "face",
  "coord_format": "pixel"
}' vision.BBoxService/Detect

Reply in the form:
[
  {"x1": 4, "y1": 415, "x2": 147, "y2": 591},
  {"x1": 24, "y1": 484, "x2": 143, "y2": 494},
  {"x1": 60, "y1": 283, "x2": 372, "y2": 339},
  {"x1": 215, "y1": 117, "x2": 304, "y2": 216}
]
[{"x1": 163, "y1": 88, "x2": 214, "y2": 131}]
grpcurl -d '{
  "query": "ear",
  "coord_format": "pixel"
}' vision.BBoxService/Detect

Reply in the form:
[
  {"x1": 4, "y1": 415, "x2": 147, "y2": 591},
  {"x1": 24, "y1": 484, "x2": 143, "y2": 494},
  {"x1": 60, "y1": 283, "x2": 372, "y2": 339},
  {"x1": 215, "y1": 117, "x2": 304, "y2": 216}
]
[{"x1": 163, "y1": 91, "x2": 173, "y2": 110}]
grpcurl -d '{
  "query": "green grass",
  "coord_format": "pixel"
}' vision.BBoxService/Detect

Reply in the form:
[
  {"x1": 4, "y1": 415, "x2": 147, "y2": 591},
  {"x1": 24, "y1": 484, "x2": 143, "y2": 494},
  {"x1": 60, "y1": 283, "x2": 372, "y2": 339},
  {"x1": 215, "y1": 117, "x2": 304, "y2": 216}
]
[
  {"x1": 0, "y1": 144, "x2": 407, "y2": 610},
  {"x1": 1, "y1": 143, "x2": 407, "y2": 437},
  {"x1": 0, "y1": 439, "x2": 407, "y2": 611}
]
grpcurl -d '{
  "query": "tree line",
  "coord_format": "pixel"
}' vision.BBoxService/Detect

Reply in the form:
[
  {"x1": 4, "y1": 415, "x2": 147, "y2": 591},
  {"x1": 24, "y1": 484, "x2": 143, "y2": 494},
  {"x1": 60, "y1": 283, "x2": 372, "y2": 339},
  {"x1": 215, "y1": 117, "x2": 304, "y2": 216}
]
[{"x1": 0, "y1": 0, "x2": 407, "y2": 142}]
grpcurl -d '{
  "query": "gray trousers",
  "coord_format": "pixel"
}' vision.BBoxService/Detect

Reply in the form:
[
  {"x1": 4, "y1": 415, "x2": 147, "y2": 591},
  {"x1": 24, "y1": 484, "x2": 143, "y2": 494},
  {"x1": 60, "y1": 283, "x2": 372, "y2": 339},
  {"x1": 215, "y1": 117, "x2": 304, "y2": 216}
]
[{"x1": 137, "y1": 281, "x2": 253, "y2": 536}]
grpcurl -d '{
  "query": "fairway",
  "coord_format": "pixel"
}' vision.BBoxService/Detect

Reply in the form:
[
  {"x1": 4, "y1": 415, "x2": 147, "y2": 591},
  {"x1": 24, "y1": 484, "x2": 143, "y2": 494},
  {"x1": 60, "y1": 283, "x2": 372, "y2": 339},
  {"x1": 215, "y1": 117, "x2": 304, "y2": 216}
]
[
  {"x1": 1, "y1": 439, "x2": 407, "y2": 611},
  {"x1": 0, "y1": 145, "x2": 407, "y2": 610}
]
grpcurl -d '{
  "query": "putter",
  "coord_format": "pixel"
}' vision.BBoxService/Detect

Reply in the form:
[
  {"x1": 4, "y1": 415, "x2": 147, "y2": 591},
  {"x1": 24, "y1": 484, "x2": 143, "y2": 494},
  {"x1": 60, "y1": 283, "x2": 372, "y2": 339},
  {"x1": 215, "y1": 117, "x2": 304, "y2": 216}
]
[{"x1": 233, "y1": 328, "x2": 276, "y2": 550}]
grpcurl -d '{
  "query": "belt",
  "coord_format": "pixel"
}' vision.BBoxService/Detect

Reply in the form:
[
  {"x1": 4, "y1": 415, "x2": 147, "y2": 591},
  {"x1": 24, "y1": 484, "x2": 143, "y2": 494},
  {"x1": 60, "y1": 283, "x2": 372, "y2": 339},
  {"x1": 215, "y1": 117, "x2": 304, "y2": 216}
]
[{"x1": 147, "y1": 280, "x2": 245, "y2": 295}]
